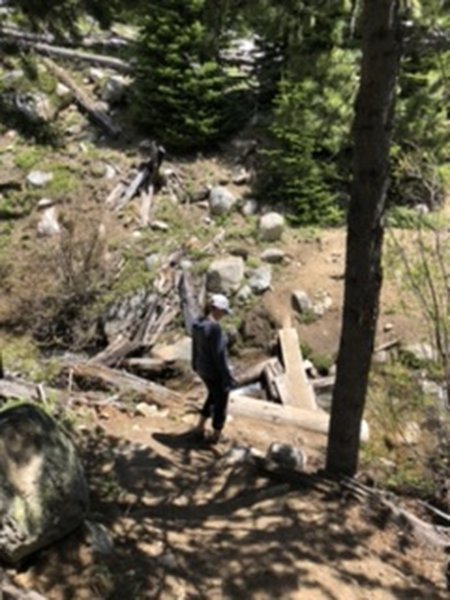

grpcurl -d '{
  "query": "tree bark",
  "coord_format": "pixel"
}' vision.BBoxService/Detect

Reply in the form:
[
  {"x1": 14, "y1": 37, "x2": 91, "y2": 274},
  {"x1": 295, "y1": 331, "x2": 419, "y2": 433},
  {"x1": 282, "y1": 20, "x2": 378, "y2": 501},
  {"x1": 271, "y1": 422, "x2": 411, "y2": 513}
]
[{"x1": 326, "y1": 0, "x2": 402, "y2": 475}]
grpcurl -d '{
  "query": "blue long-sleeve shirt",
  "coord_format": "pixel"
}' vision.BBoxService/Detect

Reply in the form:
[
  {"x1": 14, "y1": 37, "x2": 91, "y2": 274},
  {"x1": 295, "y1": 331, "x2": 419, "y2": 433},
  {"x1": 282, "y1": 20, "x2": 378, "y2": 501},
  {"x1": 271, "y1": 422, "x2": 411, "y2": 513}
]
[{"x1": 192, "y1": 317, "x2": 233, "y2": 388}]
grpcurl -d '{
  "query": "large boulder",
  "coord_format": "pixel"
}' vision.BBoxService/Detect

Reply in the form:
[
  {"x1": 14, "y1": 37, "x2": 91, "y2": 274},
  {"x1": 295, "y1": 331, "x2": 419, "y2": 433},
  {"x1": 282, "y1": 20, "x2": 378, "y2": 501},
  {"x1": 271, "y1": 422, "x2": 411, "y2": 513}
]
[
  {"x1": 206, "y1": 256, "x2": 245, "y2": 294},
  {"x1": 0, "y1": 403, "x2": 89, "y2": 564}
]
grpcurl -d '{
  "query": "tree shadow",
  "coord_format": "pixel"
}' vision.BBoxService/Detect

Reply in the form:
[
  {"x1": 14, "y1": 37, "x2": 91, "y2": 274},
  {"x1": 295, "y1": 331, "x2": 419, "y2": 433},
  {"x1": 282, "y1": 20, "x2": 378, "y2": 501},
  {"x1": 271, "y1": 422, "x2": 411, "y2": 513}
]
[{"x1": 3, "y1": 421, "x2": 445, "y2": 600}]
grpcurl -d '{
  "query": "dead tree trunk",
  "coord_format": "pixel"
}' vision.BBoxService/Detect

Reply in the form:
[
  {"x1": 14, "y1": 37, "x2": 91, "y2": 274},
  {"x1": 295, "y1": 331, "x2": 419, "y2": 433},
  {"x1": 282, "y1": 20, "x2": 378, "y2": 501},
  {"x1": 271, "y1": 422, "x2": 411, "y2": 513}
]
[
  {"x1": 42, "y1": 57, "x2": 121, "y2": 137},
  {"x1": 326, "y1": 0, "x2": 402, "y2": 476}
]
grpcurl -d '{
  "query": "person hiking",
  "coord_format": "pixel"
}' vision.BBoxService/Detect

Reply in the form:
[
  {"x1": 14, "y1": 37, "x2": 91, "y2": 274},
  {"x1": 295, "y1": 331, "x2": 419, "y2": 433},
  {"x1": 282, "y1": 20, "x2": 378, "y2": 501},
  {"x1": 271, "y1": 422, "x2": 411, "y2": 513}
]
[{"x1": 191, "y1": 293, "x2": 236, "y2": 444}]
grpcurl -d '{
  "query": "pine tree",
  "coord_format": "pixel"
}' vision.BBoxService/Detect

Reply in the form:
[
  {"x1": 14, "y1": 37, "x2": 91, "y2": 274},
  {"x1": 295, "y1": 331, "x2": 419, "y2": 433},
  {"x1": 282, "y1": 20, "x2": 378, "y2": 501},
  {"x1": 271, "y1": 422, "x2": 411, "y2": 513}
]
[{"x1": 133, "y1": 0, "x2": 231, "y2": 151}]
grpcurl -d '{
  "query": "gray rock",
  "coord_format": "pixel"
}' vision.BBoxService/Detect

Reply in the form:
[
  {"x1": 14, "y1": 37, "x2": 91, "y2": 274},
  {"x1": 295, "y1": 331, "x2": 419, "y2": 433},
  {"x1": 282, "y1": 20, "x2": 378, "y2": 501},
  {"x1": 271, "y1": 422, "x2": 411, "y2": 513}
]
[
  {"x1": 150, "y1": 220, "x2": 169, "y2": 231},
  {"x1": 85, "y1": 521, "x2": 114, "y2": 556},
  {"x1": 37, "y1": 207, "x2": 60, "y2": 237},
  {"x1": 291, "y1": 291, "x2": 312, "y2": 314},
  {"x1": 27, "y1": 170, "x2": 54, "y2": 188},
  {"x1": 37, "y1": 197, "x2": 55, "y2": 209},
  {"x1": 1, "y1": 69, "x2": 24, "y2": 86},
  {"x1": 101, "y1": 75, "x2": 129, "y2": 104},
  {"x1": 241, "y1": 199, "x2": 258, "y2": 216},
  {"x1": 248, "y1": 265, "x2": 272, "y2": 294},
  {"x1": 236, "y1": 284, "x2": 252, "y2": 303},
  {"x1": 404, "y1": 342, "x2": 437, "y2": 362},
  {"x1": 209, "y1": 186, "x2": 236, "y2": 216},
  {"x1": 207, "y1": 256, "x2": 245, "y2": 294},
  {"x1": 261, "y1": 248, "x2": 285, "y2": 264},
  {"x1": 56, "y1": 82, "x2": 72, "y2": 100},
  {"x1": 266, "y1": 442, "x2": 307, "y2": 471},
  {"x1": 14, "y1": 92, "x2": 54, "y2": 123},
  {"x1": 259, "y1": 212, "x2": 285, "y2": 242},
  {"x1": 0, "y1": 404, "x2": 89, "y2": 564},
  {"x1": 145, "y1": 253, "x2": 161, "y2": 270},
  {"x1": 232, "y1": 168, "x2": 251, "y2": 185},
  {"x1": 89, "y1": 67, "x2": 107, "y2": 84}
]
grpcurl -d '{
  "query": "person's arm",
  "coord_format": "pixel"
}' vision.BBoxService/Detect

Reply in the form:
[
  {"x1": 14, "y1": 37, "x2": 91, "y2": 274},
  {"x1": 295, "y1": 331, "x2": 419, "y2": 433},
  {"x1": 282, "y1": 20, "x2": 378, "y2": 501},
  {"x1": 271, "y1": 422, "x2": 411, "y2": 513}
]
[{"x1": 209, "y1": 323, "x2": 234, "y2": 388}]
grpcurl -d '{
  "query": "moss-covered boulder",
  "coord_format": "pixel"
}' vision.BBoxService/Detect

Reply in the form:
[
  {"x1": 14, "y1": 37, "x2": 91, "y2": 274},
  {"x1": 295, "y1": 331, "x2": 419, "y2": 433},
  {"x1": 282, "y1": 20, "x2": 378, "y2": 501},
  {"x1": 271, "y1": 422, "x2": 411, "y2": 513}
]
[{"x1": 0, "y1": 403, "x2": 89, "y2": 564}]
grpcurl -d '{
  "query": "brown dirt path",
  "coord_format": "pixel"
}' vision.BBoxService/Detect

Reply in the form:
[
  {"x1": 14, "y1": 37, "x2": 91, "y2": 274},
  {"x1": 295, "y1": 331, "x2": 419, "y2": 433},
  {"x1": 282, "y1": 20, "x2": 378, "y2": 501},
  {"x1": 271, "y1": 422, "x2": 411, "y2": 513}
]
[{"x1": 9, "y1": 391, "x2": 447, "y2": 600}]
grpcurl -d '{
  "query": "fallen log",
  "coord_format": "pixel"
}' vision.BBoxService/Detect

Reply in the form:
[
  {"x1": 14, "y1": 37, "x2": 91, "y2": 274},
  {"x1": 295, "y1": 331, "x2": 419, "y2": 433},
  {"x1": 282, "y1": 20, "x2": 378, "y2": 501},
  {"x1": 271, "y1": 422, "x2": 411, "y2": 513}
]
[
  {"x1": 67, "y1": 361, "x2": 181, "y2": 404},
  {"x1": 229, "y1": 393, "x2": 369, "y2": 442},
  {"x1": 0, "y1": 25, "x2": 131, "y2": 51},
  {"x1": 42, "y1": 57, "x2": 121, "y2": 137},
  {"x1": 1, "y1": 36, "x2": 131, "y2": 72}
]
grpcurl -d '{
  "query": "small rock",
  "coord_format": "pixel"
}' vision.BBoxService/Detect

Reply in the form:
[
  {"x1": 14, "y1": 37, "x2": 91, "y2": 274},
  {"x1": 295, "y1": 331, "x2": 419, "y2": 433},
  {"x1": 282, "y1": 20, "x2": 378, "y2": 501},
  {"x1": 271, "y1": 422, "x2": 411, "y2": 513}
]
[
  {"x1": 104, "y1": 164, "x2": 116, "y2": 180},
  {"x1": 236, "y1": 284, "x2": 252, "y2": 303},
  {"x1": 136, "y1": 403, "x2": 159, "y2": 418},
  {"x1": 259, "y1": 212, "x2": 285, "y2": 242},
  {"x1": 261, "y1": 248, "x2": 285, "y2": 264},
  {"x1": 241, "y1": 199, "x2": 258, "y2": 216},
  {"x1": 209, "y1": 186, "x2": 236, "y2": 216},
  {"x1": 27, "y1": 170, "x2": 54, "y2": 187},
  {"x1": 55, "y1": 83, "x2": 72, "y2": 104},
  {"x1": 232, "y1": 168, "x2": 251, "y2": 185},
  {"x1": 404, "y1": 343, "x2": 437, "y2": 362},
  {"x1": 90, "y1": 162, "x2": 107, "y2": 178},
  {"x1": 158, "y1": 552, "x2": 178, "y2": 570},
  {"x1": 383, "y1": 322, "x2": 394, "y2": 332},
  {"x1": 85, "y1": 521, "x2": 114, "y2": 556},
  {"x1": 145, "y1": 253, "x2": 161, "y2": 270},
  {"x1": 266, "y1": 442, "x2": 307, "y2": 471},
  {"x1": 37, "y1": 207, "x2": 60, "y2": 237},
  {"x1": 89, "y1": 67, "x2": 107, "y2": 84},
  {"x1": 291, "y1": 290, "x2": 312, "y2": 314},
  {"x1": 150, "y1": 220, "x2": 169, "y2": 231},
  {"x1": 37, "y1": 197, "x2": 55, "y2": 209},
  {"x1": 222, "y1": 446, "x2": 256, "y2": 465},
  {"x1": 248, "y1": 265, "x2": 272, "y2": 294}
]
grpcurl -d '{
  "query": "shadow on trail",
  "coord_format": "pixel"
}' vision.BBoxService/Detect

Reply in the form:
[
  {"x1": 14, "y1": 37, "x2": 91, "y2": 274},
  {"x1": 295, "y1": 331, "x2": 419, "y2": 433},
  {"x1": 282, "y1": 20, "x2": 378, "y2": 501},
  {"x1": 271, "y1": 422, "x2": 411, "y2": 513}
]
[{"x1": 13, "y1": 423, "x2": 446, "y2": 600}]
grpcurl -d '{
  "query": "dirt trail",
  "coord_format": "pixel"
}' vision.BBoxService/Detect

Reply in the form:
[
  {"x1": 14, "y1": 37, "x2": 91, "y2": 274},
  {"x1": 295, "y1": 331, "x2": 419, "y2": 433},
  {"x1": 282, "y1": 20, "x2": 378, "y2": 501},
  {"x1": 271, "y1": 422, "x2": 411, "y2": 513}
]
[{"x1": 9, "y1": 391, "x2": 447, "y2": 600}]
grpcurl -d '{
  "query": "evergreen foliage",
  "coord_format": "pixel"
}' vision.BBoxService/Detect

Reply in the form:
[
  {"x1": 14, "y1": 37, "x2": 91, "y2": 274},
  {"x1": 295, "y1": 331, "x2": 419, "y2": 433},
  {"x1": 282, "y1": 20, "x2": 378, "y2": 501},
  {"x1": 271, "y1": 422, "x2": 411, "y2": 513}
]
[
  {"x1": 256, "y1": 10, "x2": 358, "y2": 225},
  {"x1": 132, "y1": 0, "x2": 234, "y2": 152},
  {"x1": 390, "y1": 46, "x2": 450, "y2": 209}
]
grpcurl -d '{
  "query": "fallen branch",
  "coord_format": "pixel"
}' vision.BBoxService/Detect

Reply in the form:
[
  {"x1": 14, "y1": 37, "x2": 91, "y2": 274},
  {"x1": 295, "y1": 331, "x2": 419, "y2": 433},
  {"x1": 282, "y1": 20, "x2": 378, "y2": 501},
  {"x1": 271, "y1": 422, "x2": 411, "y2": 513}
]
[{"x1": 42, "y1": 57, "x2": 121, "y2": 137}]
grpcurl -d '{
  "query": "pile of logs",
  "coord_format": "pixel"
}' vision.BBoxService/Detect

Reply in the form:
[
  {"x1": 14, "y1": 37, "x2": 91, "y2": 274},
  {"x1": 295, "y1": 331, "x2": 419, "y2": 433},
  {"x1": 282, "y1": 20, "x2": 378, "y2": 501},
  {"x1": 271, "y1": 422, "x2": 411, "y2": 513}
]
[{"x1": 230, "y1": 327, "x2": 369, "y2": 441}]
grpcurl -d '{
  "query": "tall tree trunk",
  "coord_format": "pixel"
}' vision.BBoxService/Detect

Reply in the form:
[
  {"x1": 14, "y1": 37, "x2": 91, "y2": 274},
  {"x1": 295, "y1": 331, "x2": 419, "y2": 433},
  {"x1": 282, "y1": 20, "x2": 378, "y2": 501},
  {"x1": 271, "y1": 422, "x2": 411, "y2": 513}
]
[{"x1": 326, "y1": 0, "x2": 402, "y2": 476}]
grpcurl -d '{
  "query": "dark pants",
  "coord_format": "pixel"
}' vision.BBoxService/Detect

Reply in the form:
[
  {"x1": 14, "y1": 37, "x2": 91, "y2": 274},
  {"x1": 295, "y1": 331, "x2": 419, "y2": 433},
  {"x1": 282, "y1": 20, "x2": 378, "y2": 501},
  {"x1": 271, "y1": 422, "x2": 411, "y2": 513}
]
[{"x1": 200, "y1": 379, "x2": 229, "y2": 431}]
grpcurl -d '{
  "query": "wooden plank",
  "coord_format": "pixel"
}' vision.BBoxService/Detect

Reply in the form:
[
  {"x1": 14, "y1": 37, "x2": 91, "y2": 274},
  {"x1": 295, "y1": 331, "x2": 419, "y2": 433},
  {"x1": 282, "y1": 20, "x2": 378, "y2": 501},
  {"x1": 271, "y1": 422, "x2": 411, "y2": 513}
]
[
  {"x1": 278, "y1": 328, "x2": 317, "y2": 410},
  {"x1": 229, "y1": 393, "x2": 369, "y2": 442}
]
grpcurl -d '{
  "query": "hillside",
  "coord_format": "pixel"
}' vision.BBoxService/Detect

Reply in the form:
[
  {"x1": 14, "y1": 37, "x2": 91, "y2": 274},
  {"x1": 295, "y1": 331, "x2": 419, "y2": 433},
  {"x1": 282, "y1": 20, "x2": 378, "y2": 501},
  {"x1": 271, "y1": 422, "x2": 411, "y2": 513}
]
[{"x1": 0, "y1": 43, "x2": 449, "y2": 599}]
